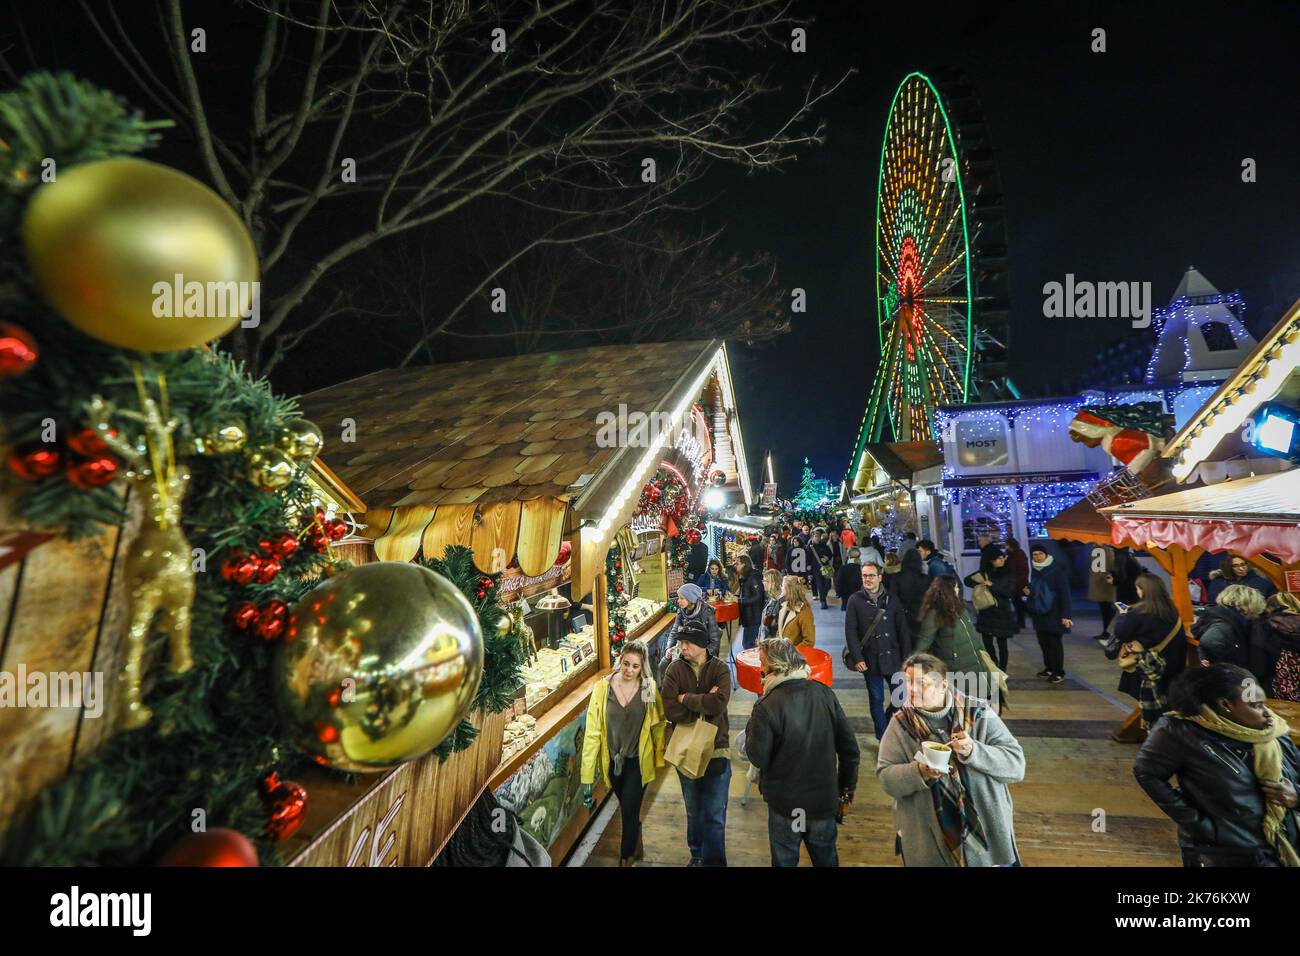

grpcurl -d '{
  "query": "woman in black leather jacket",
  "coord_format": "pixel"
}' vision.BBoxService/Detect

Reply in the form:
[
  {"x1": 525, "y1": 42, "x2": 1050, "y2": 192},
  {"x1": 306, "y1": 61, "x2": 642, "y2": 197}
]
[{"x1": 1133, "y1": 663, "x2": 1300, "y2": 867}]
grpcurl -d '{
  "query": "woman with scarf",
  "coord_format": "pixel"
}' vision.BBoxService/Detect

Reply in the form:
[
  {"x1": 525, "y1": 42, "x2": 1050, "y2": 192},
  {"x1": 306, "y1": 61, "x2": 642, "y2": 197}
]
[
  {"x1": 1134, "y1": 663, "x2": 1300, "y2": 867},
  {"x1": 759, "y1": 568, "x2": 784, "y2": 639},
  {"x1": 660, "y1": 583, "x2": 721, "y2": 676},
  {"x1": 1264, "y1": 593, "x2": 1300, "y2": 701},
  {"x1": 580, "y1": 641, "x2": 667, "y2": 867},
  {"x1": 877, "y1": 652, "x2": 1025, "y2": 866},
  {"x1": 763, "y1": 533, "x2": 786, "y2": 571},
  {"x1": 1113, "y1": 573, "x2": 1187, "y2": 729},
  {"x1": 1025, "y1": 544, "x2": 1074, "y2": 684}
]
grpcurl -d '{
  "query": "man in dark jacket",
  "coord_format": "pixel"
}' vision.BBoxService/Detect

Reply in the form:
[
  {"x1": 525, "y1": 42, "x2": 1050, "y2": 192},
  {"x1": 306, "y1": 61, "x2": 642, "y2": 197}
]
[
  {"x1": 1006, "y1": 537, "x2": 1030, "y2": 630},
  {"x1": 844, "y1": 561, "x2": 912, "y2": 740},
  {"x1": 685, "y1": 531, "x2": 709, "y2": 582},
  {"x1": 734, "y1": 555, "x2": 765, "y2": 650},
  {"x1": 810, "y1": 528, "x2": 835, "y2": 609},
  {"x1": 916, "y1": 539, "x2": 955, "y2": 579},
  {"x1": 661, "y1": 622, "x2": 733, "y2": 867},
  {"x1": 747, "y1": 536, "x2": 766, "y2": 573},
  {"x1": 835, "y1": 549, "x2": 863, "y2": 612},
  {"x1": 745, "y1": 637, "x2": 860, "y2": 867}
]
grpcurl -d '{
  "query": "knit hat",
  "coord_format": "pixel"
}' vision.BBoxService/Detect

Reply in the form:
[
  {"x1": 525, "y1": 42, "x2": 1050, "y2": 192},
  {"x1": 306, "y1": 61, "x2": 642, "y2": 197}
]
[
  {"x1": 677, "y1": 621, "x2": 710, "y2": 649},
  {"x1": 678, "y1": 583, "x2": 704, "y2": 604}
]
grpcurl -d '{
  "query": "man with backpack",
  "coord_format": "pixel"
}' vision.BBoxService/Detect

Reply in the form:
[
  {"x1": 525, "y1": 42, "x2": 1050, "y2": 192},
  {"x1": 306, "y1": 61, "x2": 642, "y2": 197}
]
[
  {"x1": 1025, "y1": 544, "x2": 1074, "y2": 683},
  {"x1": 916, "y1": 539, "x2": 955, "y2": 579}
]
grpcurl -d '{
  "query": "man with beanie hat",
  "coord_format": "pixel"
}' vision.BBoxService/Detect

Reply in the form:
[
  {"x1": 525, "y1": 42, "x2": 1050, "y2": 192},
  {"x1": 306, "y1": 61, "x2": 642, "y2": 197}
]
[{"x1": 661, "y1": 620, "x2": 732, "y2": 866}]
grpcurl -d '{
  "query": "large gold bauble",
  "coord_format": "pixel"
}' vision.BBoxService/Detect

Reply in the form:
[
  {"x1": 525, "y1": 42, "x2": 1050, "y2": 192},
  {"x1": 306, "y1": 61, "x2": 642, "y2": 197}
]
[
  {"x1": 246, "y1": 446, "x2": 297, "y2": 491},
  {"x1": 22, "y1": 158, "x2": 258, "y2": 352},
  {"x1": 273, "y1": 562, "x2": 485, "y2": 773},
  {"x1": 276, "y1": 418, "x2": 323, "y2": 463}
]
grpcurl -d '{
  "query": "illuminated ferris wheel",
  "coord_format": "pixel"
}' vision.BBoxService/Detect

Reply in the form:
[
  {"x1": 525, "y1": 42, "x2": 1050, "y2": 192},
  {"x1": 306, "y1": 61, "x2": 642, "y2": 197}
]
[{"x1": 860, "y1": 71, "x2": 1010, "y2": 444}]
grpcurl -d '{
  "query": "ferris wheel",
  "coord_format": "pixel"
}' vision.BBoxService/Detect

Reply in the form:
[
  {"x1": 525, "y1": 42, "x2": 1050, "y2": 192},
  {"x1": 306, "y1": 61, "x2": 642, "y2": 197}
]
[{"x1": 859, "y1": 71, "x2": 1010, "y2": 445}]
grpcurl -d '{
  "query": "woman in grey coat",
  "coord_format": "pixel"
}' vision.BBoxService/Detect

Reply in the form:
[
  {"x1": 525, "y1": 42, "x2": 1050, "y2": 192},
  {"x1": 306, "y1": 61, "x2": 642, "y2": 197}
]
[{"x1": 877, "y1": 652, "x2": 1025, "y2": 866}]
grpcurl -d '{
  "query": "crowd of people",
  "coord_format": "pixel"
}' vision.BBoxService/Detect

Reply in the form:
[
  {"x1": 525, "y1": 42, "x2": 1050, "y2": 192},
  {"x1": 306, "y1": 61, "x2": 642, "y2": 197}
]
[{"x1": 579, "y1": 516, "x2": 1299, "y2": 868}]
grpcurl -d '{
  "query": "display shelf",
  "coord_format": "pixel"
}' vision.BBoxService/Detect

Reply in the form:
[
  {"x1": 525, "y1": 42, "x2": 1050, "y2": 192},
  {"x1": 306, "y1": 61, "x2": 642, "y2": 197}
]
[{"x1": 490, "y1": 671, "x2": 602, "y2": 791}]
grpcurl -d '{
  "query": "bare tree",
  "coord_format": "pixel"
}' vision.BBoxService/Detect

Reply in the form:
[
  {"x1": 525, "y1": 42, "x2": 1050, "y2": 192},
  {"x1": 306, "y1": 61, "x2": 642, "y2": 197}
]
[{"x1": 58, "y1": 0, "x2": 845, "y2": 374}]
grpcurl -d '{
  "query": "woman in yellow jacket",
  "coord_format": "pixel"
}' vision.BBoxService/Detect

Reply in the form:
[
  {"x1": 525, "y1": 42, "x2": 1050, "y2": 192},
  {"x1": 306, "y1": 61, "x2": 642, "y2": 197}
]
[
  {"x1": 580, "y1": 640, "x2": 666, "y2": 866},
  {"x1": 777, "y1": 575, "x2": 817, "y2": 647}
]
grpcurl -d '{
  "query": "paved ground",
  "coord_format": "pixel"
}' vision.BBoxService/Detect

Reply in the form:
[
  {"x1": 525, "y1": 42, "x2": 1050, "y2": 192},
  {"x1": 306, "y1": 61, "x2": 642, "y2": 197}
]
[{"x1": 584, "y1": 593, "x2": 1181, "y2": 866}]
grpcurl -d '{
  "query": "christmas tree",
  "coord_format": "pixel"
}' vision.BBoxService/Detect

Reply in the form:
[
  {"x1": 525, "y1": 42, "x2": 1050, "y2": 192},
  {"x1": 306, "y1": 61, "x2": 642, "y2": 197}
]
[{"x1": 792, "y1": 457, "x2": 829, "y2": 510}]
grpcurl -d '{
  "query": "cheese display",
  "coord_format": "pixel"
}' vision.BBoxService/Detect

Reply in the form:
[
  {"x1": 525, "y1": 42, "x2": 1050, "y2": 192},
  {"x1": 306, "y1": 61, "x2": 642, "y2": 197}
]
[{"x1": 520, "y1": 631, "x2": 597, "y2": 710}]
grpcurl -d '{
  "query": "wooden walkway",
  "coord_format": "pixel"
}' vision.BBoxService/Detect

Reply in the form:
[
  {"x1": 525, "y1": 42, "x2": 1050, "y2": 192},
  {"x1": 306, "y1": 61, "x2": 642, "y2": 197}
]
[{"x1": 584, "y1": 596, "x2": 1181, "y2": 866}]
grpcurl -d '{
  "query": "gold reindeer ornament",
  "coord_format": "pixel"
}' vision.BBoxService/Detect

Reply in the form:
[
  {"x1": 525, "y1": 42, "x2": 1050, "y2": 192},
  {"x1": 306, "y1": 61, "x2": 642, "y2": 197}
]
[{"x1": 86, "y1": 384, "x2": 195, "y2": 729}]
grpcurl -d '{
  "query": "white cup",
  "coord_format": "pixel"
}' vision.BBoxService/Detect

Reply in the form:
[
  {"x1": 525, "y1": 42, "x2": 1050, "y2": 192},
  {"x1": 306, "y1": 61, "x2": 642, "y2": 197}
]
[{"x1": 922, "y1": 740, "x2": 952, "y2": 773}]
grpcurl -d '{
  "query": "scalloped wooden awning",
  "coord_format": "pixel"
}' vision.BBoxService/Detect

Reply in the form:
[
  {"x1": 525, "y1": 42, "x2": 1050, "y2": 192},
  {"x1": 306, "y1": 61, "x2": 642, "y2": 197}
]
[{"x1": 299, "y1": 340, "x2": 732, "y2": 576}]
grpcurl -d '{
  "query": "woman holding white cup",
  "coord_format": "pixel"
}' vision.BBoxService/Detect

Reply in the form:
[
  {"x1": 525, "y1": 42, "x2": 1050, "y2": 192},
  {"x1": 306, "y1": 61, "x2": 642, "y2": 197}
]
[{"x1": 877, "y1": 652, "x2": 1025, "y2": 866}]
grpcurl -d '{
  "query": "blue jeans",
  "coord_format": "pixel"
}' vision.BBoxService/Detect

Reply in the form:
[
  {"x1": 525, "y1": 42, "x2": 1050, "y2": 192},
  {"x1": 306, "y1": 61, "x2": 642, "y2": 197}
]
[
  {"x1": 678, "y1": 758, "x2": 731, "y2": 866},
  {"x1": 740, "y1": 624, "x2": 760, "y2": 651},
  {"x1": 767, "y1": 808, "x2": 838, "y2": 867},
  {"x1": 864, "y1": 671, "x2": 895, "y2": 740}
]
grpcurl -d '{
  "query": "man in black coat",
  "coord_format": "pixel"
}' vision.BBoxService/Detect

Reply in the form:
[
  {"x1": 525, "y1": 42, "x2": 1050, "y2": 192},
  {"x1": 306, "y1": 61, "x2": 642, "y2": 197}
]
[
  {"x1": 844, "y1": 561, "x2": 912, "y2": 740},
  {"x1": 835, "y1": 549, "x2": 863, "y2": 613},
  {"x1": 744, "y1": 637, "x2": 859, "y2": 867}
]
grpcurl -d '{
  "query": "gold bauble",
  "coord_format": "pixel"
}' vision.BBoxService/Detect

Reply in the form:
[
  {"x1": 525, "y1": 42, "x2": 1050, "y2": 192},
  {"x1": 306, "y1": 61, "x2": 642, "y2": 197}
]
[
  {"x1": 22, "y1": 158, "x2": 258, "y2": 352},
  {"x1": 196, "y1": 415, "x2": 248, "y2": 455},
  {"x1": 273, "y1": 562, "x2": 485, "y2": 772},
  {"x1": 275, "y1": 418, "x2": 323, "y2": 463},
  {"x1": 246, "y1": 446, "x2": 297, "y2": 491}
]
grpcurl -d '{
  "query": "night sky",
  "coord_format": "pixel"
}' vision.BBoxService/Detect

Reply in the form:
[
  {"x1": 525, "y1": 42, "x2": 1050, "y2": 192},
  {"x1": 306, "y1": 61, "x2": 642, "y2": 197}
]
[{"x1": 10, "y1": 1, "x2": 1300, "y2": 497}]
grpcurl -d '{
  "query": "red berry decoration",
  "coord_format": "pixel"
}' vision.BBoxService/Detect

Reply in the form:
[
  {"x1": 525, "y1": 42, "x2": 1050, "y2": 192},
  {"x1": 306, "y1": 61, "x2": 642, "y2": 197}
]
[
  {"x1": 314, "y1": 720, "x2": 339, "y2": 744},
  {"x1": 222, "y1": 552, "x2": 260, "y2": 586},
  {"x1": 158, "y1": 828, "x2": 260, "y2": 867},
  {"x1": 228, "y1": 601, "x2": 259, "y2": 632},
  {"x1": 252, "y1": 556, "x2": 282, "y2": 585},
  {"x1": 66, "y1": 454, "x2": 121, "y2": 489},
  {"x1": 7, "y1": 444, "x2": 61, "y2": 481},
  {"x1": 66, "y1": 426, "x2": 118, "y2": 457},
  {"x1": 0, "y1": 322, "x2": 38, "y2": 378},
  {"x1": 260, "y1": 772, "x2": 309, "y2": 840},
  {"x1": 265, "y1": 532, "x2": 299, "y2": 559},
  {"x1": 256, "y1": 599, "x2": 289, "y2": 640}
]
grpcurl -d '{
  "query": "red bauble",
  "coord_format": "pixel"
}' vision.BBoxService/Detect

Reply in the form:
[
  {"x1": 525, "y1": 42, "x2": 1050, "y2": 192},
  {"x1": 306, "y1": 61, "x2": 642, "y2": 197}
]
[
  {"x1": 256, "y1": 600, "x2": 289, "y2": 640},
  {"x1": 7, "y1": 445, "x2": 61, "y2": 481},
  {"x1": 324, "y1": 517, "x2": 348, "y2": 541},
  {"x1": 645, "y1": 485, "x2": 662, "y2": 503},
  {"x1": 0, "y1": 323, "x2": 38, "y2": 377},
  {"x1": 553, "y1": 541, "x2": 572, "y2": 566},
  {"x1": 67, "y1": 426, "x2": 118, "y2": 457},
  {"x1": 307, "y1": 532, "x2": 330, "y2": 553},
  {"x1": 158, "y1": 828, "x2": 260, "y2": 867},
  {"x1": 227, "y1": 601, "x2": 259, "y2": 632},
  {"x1": 260, "y1": 772, "x2": 308, "y2": 840},
  {"x1": 222, "y1": 552, "x2": 260, "y2": 586},
  {"x1": 66, "y1": 454, "x2": 121, "y2": 489},
  {"x1": 264, "y1": 532, "x2": 300, "y2": 559},
  {"x1": 252, "y1": 556, "x2": 282, "y2": 584},
  {"x1": 314, "y1": 720, "x2": 339, "y2": 744}
]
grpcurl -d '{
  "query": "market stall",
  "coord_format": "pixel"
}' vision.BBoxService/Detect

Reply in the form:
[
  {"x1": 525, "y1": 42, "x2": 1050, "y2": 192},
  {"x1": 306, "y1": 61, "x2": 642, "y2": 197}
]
[{"x1": 299, "y1": 337, "x2": 753, "y2": 863}]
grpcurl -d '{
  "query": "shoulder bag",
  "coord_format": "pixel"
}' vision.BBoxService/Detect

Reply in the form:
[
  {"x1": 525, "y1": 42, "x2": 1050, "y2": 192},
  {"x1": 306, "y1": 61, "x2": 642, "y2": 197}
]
[
  {"x1": 958, "y1": 614, "x2": 1009, "y2": 707},
  {"x1": 970, "y1": 572, "x2": 996, "y2": 611},
  {"x1": 843, "y1": 603, "x2": 886, "y2": 671},
  {"x1": 1117, "y1": 618, "x2": 1182, "y2": 674}
]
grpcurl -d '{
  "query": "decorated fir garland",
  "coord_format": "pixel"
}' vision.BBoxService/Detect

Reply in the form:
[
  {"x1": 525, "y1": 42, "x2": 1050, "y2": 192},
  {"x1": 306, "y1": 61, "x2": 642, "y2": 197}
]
[
  {"x1": 605, "y1": 545, "x2": 628, "y2": 654},
  {"x1": 0, "y1": 73, "x2": 521, "y2": 866}
]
